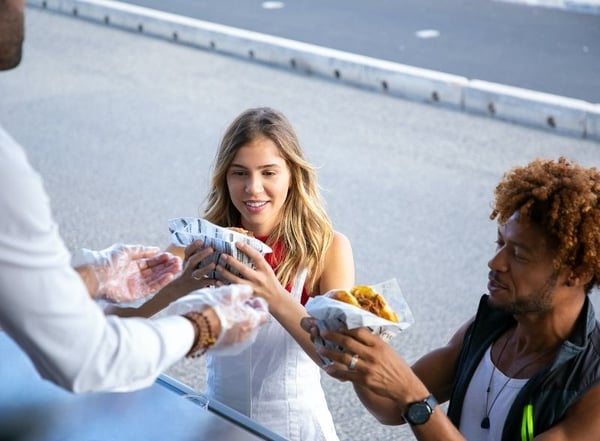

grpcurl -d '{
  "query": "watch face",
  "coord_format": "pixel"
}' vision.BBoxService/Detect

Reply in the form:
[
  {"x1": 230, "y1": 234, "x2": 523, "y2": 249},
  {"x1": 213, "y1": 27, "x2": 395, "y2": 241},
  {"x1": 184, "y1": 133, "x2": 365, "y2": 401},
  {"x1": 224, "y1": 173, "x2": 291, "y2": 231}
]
[{"x1": 407, "y1": 402, "x2": 431, "y2": 425}]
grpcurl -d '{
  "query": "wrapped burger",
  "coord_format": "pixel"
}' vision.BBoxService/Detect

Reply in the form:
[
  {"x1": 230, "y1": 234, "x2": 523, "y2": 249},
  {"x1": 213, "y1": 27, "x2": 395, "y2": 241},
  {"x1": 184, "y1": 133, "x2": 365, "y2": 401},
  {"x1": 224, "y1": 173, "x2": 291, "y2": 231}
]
[
  {"x1": 168, "y1": 217, "x2": 272, "y2": 281},
  {"x1": 305, "y1": 278, "x2": 414, "y2": 365}
]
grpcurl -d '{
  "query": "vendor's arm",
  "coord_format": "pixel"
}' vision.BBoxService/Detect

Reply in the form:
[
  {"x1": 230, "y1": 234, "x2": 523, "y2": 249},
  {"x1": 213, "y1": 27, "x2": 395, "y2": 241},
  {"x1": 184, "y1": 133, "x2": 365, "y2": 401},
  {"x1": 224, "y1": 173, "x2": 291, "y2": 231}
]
[
  {"x1": 216, "y1": 231, "x2": 355, "y2": 365},
  {"x1": 0, "y1": 141, "x2": 193, "y2": 392}
]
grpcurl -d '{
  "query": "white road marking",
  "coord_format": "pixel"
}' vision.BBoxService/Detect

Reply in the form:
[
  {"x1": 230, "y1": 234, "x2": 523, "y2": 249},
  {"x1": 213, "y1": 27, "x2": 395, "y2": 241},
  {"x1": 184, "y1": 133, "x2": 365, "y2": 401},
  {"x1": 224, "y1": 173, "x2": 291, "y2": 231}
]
[
  {"x1": 262, "y1": 1, "x2": 285, "y2": 9},
  {"x1": 415, "y1": 29, "x2": 440, "y2": 39}
]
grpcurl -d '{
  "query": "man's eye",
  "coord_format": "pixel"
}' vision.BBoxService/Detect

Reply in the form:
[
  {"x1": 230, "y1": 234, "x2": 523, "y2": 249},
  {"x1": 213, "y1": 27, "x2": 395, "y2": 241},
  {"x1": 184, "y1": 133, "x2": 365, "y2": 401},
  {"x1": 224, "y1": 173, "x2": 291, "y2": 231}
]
[{"x1": 513, "y1": 251, "x2": 528, "y2": 262}]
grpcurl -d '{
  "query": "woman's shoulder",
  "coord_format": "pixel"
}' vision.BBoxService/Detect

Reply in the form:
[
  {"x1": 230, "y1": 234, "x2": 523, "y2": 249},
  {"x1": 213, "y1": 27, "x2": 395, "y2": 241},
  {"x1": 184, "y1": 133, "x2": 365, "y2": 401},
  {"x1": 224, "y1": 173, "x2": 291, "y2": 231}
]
[{"x1": 329, "y1": 230, "x2": 353, "y2": 252}]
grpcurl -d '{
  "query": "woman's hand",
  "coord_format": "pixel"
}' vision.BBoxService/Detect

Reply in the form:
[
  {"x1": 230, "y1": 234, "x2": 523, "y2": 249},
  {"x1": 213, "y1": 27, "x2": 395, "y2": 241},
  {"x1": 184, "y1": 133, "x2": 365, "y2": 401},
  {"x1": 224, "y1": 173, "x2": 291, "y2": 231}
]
[{"x1": 214, "y1": 242, "x2": 288, "y2": 308}]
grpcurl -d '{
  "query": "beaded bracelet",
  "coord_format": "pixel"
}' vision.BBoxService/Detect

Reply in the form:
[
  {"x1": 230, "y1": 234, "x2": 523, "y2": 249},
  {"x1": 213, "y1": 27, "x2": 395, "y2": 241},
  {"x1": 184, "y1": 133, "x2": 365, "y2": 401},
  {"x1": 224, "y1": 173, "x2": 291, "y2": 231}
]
[{"x1": 183, "y1": 311, "x2": 216, "y2": 358}]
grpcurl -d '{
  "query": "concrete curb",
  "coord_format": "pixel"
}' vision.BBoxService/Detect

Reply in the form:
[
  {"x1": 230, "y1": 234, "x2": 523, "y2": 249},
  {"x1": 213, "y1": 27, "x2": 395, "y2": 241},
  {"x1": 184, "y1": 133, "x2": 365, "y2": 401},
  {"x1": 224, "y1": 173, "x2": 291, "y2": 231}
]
[
  {"x1": 27, "y1": 0, "x2": 600, "y2": 142},
  {"x1": 495, "y1": 0, "x2": 600, "y2": 16}
]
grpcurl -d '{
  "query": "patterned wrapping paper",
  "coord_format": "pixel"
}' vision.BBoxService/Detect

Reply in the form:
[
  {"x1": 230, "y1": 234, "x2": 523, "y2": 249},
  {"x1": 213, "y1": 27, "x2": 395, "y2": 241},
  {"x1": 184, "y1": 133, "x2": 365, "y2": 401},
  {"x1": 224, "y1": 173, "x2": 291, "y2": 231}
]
[
  {"x1": 305, "y1": 279, "x2": 414, "y2": 366},
  {"x1": 168, "y1": 217, "x2": 272, "y2": 281}
]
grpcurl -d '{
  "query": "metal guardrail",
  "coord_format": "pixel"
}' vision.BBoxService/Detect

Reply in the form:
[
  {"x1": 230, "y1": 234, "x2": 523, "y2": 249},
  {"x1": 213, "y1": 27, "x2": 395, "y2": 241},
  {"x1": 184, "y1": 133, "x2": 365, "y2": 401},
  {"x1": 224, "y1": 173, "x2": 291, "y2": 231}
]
[{"x1": 27, "y1": 0, "x2": 600, "y2": 141}]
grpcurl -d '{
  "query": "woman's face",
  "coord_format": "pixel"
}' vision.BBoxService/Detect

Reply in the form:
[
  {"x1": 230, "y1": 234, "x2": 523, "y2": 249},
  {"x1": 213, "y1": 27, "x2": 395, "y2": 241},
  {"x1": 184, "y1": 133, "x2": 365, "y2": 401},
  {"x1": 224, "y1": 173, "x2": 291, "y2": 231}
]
[{"x1": 226, "y1": 136, "x2": 291, "y2": 237}]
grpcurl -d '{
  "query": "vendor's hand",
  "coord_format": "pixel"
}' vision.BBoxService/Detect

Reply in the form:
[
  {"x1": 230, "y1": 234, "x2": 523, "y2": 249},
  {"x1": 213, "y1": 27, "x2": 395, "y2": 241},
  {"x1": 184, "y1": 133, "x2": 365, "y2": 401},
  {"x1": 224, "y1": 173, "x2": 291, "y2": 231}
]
[
  {"x1": 74, "y1": 244, "x2": 182, "y2": 303},
  {"x1": 210, "y1": 284, "x2": 270, "y2": 353},
  {"x1": 161, "y1": 284, "x2": 269, "y2": 356},
  {"x1": 315, "y1": 326, "x2": 415, "y2": 404},
  {"x1": 214, "y1": 241, "x2": 286, "y2": 306}
]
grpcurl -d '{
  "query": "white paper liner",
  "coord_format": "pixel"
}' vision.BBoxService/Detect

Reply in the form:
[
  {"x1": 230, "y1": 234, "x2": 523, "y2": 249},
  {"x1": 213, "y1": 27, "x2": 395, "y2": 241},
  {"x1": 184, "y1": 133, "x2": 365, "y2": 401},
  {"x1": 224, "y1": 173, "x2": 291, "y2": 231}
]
[
  {"x1": 169, "y1": 217, "x2": 272, "y2": 281},
  {"x1": 305, "y1": 278, "x2": 414, "y2": 365}
]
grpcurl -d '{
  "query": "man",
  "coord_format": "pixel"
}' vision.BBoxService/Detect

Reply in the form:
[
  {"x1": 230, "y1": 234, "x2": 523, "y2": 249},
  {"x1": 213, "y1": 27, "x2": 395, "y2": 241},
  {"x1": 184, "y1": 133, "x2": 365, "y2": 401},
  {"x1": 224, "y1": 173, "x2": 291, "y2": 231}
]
[
  {"x1": 308, "y1": 157, "x2": 600, "y2": 440},
  {"x1": 1, "y1": 0, "x2": 268, "y2": 393}
]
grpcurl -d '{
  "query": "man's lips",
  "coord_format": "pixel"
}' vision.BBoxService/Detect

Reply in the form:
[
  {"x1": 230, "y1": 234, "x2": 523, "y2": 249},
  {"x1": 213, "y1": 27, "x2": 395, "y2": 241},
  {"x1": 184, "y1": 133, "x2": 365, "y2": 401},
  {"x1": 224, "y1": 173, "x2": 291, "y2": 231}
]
[{"x1": 488, "y1": 274, "x2": 508, "y2": 292}]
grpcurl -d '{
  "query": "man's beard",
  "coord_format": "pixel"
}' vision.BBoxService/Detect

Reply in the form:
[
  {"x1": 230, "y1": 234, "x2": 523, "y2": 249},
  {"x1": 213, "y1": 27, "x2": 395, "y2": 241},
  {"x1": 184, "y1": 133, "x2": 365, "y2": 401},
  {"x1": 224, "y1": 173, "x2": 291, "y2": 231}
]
[{"x1": 499, "y1": 270, "x2": 560, "y2": 316}]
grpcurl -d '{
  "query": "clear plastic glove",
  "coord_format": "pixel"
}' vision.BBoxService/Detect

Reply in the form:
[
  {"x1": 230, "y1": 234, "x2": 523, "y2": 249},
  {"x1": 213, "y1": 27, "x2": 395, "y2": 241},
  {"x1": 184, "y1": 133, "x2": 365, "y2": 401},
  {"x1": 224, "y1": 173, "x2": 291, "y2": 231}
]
[
  {"x1": 160, "y1": 284, "x2": 270, "y2": 356},
  {"x1": 72, "y1": 244, "x2": 182, "y2": 305}
]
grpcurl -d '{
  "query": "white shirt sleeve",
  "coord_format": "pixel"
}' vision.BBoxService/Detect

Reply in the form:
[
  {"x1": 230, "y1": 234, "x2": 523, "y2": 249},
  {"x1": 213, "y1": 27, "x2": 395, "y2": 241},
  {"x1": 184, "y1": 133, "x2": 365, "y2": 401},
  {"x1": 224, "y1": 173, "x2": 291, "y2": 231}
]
[{"x1": 0, "y1": 125, "x2": 194, "y2": 393}]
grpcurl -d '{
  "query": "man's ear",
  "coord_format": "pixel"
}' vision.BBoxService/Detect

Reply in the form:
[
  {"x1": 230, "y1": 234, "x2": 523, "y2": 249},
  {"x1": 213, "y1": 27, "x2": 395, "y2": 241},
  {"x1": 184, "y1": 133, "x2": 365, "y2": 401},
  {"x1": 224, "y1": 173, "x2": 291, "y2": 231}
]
[{"x1": 566, "y1": 269, "x2": 593, "y2": 288}]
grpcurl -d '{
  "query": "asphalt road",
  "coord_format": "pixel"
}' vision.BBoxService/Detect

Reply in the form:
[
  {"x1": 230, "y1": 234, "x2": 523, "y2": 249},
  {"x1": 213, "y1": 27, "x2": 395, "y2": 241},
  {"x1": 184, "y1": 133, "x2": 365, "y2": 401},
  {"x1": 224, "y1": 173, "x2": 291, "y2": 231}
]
[
  {"x1": 122, "y1": 0, "x2": 600, "y2": 103},
  {"x1": 2, "y1": 8, "x2": 600, "y2": 441}
]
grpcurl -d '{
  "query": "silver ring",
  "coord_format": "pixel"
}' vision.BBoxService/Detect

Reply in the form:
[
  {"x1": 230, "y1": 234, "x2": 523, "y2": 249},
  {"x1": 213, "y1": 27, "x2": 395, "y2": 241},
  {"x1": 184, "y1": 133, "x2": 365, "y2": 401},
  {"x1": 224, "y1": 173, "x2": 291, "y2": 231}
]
[{"x1": 348, "y1": 354, "x2": 359, "y2": 370}]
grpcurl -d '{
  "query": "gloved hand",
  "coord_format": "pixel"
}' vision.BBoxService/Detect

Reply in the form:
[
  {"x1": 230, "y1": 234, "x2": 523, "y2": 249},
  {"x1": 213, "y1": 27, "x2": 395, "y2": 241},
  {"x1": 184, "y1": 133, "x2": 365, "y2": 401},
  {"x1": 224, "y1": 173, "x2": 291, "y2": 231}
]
[
  {"x1": 72, "y1": 244, "x2": 182, "y2": 305},
  {"x1": 160, "y1": 284, "x2": 269, "y2": 356}
]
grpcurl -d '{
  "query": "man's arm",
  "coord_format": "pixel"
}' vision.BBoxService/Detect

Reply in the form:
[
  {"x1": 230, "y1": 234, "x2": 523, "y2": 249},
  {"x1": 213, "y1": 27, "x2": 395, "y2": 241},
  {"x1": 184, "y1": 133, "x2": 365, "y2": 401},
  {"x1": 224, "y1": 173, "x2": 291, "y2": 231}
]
[
  {"x1": 311, "y1": 321, "x2": 472, "y2": 440},
  {"x1": 535, "y1": 384, "x2": 600, "y2": 441}
]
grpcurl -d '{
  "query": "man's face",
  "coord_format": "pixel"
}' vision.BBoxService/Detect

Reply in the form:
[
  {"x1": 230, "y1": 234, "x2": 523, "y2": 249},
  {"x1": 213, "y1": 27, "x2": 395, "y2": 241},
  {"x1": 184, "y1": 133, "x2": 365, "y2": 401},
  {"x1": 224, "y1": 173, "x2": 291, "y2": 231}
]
[
  {"x1": 0, "y1": 0, "x2": 25, "y2": 71},
  {"x1": 487, "y1": 211, "x2": 567, "y2": 315}
]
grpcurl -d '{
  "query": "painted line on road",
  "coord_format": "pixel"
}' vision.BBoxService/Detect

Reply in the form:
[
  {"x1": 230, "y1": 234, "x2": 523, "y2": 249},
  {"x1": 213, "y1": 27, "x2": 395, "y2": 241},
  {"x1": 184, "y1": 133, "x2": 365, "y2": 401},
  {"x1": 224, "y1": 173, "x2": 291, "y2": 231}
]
[{"x1": 27, "y1": 0, "x2": 600, "y2": 142}]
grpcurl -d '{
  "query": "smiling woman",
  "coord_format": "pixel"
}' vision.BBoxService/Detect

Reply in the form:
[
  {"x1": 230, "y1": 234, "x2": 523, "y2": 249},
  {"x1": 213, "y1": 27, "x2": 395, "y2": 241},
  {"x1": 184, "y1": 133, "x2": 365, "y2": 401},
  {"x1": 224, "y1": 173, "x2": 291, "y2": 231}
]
[
  {"x1": 185, "y1": 107, "x2": 356, "y2": 440},
  {"x1": 113, "y1": 107, "x2": 355, "y2": 440}
]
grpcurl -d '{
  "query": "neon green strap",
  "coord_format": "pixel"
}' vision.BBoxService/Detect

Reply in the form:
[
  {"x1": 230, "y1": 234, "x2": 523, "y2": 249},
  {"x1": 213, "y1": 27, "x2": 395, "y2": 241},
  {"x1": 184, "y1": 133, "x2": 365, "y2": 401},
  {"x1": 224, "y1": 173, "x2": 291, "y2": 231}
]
[{"x1": 521, "y1": 404, "x2": 534, "y2": 441}]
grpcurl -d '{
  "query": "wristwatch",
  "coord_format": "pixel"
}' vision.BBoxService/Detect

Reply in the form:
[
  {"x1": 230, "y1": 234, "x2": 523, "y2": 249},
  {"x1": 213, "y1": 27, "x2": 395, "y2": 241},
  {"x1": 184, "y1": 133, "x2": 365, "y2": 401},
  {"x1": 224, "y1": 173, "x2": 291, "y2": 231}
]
[{"x1": 403, "y1": 394, "x2": 438, "y2": 425}]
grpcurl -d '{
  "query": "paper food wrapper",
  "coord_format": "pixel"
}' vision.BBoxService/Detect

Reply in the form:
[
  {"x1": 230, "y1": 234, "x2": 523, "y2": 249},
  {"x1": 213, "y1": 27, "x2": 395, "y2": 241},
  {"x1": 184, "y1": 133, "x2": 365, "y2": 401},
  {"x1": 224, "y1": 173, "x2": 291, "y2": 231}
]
[
  {"x1": 305, "y1": 278, "x2": 414, "y2": 365},
  {"x1": 169, "y1": 217, "x2": 272, "y2": 281}
]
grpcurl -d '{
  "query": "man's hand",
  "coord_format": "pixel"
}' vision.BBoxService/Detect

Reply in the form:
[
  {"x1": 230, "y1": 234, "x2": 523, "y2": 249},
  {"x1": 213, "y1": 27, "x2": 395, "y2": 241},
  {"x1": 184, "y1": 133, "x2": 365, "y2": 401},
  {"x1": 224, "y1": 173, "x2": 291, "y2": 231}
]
[{"x1": 74, "y1": 244, "x2": 182, "y2": 304}]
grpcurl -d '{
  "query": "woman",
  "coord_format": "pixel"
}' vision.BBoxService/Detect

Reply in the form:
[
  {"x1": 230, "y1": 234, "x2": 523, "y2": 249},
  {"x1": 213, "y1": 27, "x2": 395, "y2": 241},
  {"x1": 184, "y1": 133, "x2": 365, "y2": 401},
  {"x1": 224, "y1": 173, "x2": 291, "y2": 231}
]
[{"x1": 125, "y1": 107, "x2": 355, "y2": 440}]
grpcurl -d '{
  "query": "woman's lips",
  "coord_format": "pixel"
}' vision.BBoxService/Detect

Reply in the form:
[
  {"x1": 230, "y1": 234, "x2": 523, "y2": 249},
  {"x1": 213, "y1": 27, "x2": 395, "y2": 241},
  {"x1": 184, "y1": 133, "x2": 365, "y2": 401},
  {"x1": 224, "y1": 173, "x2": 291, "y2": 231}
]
[{"x1": 244, "y1": 200, "x2": 268, "y2": 213}]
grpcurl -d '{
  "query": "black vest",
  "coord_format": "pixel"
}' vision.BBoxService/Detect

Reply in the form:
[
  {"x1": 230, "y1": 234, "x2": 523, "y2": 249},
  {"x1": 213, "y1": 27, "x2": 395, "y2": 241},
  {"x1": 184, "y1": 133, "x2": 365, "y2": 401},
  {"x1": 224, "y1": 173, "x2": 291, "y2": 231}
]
[{"x1": 447, "y1": 295, "x2": 600, "y2": 440}]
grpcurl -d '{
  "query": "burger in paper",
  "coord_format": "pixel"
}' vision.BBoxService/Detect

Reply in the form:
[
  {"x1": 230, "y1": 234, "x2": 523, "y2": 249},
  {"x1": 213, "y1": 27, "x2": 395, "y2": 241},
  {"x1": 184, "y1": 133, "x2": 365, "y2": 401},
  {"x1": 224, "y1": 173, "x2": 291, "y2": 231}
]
[
  {"x1": 305, "y1": 279, "x2": 414, "y2": 365},
  {"x1": 168, "y1": 217, "x2": 272, "y2": 281}
]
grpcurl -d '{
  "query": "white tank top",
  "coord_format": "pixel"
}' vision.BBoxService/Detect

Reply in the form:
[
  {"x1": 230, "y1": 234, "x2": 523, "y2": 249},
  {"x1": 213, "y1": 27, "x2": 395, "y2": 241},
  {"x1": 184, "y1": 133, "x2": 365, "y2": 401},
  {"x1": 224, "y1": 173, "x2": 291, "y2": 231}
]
[
  {"x1": 205, "y1": 270, "x2": 339, "y2": 441},
  {"x1": 459, "y1": 346, "x2": 528, "y2": 441}
]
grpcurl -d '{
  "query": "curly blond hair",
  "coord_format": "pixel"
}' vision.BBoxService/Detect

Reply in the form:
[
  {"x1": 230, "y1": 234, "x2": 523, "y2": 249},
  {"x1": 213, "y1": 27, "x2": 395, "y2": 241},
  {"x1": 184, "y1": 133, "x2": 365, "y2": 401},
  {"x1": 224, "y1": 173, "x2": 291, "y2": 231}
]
[{"x1": 490, "y1": 157, "x2": 600, "y2": 294}]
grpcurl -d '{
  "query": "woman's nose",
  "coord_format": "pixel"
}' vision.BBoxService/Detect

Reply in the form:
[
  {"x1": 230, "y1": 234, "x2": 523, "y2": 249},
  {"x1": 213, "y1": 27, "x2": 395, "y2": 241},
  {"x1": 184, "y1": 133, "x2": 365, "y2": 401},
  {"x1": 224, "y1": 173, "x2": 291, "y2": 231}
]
[{"x1": 244, "y1": 176, "x2": 263, "y2": 194}]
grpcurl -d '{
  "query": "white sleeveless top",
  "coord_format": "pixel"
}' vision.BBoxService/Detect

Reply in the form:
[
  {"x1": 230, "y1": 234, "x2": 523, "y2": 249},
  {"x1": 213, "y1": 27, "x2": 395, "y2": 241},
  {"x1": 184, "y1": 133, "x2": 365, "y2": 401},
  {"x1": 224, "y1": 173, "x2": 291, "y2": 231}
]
[
  {"x1": 205, "y1": 270, "x2": 339, "y2": 441},
  {"x1": 460, "y1": 346, "x2": 528, "y2": 441}
]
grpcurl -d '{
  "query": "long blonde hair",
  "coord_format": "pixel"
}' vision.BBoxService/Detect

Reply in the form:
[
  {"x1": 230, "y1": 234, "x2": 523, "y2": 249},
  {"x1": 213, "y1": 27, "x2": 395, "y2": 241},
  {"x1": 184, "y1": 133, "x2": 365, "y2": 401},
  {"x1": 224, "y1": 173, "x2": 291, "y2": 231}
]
[{"x1": 203, "y1": 107, "x2": 333, "y2": 294}]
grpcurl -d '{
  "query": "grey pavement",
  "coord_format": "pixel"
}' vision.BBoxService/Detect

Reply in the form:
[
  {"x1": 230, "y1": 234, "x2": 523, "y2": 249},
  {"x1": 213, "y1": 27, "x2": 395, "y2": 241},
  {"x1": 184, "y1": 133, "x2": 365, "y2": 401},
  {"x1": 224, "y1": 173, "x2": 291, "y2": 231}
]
[
  {"x1": 27, "y1": 0, "x2": 600, "y2": 142},
  {"x1": 2, "y1": 7, "x2": 600, "y2": 441}
]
